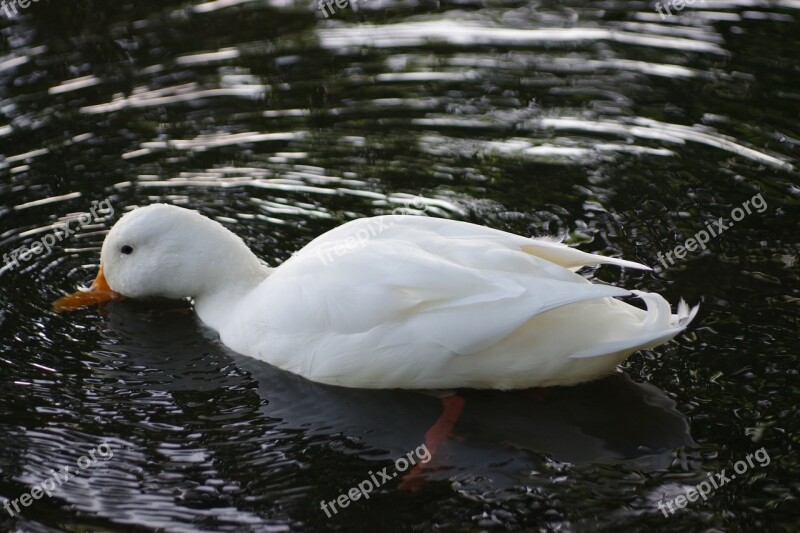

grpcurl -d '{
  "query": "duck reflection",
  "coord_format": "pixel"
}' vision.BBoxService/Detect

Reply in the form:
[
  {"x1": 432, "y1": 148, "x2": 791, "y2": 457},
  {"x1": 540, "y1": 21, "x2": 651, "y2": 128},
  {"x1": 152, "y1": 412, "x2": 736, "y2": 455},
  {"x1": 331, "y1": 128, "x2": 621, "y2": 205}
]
[{"x1": 97, "y1": 299, "x2": 694, "y2": 488}]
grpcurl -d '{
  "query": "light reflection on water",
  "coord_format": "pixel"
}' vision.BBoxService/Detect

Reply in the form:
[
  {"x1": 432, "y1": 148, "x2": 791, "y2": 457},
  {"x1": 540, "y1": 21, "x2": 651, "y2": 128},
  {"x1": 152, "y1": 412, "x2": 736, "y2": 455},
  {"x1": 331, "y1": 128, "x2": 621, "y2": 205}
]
[{"x1": 0, "y1": 0, "x2": 797, "y2": 530}]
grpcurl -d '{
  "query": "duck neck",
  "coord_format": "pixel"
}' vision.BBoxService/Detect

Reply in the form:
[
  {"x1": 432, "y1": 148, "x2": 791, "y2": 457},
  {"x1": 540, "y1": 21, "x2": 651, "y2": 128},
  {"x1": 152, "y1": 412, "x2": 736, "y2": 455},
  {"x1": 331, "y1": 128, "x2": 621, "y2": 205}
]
[{"x1": 192, "y1": 244, "x2": 272, "y2": 333}]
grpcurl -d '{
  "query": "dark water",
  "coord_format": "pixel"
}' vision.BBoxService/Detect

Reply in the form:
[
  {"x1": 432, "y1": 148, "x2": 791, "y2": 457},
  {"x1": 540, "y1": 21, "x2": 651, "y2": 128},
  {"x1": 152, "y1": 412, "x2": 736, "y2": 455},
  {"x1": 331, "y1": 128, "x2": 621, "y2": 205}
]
[{"x1": 1, "y1": 0, "x2": 798, "y2": 530}]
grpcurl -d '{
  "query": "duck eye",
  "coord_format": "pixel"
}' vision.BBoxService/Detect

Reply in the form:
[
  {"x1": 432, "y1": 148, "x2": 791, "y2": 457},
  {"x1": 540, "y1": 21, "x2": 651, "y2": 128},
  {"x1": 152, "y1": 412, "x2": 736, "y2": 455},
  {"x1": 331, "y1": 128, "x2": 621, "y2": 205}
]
[{"x1": 121, "y1": 245, "x2": 133, "y2": 255}]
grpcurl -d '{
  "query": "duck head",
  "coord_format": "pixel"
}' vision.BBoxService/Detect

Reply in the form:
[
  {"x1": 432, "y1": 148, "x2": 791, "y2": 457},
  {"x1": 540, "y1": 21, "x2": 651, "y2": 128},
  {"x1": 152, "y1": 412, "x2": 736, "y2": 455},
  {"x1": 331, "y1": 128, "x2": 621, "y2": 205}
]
[{"x1": 53, "y1": 203, "x2": 266, "y2": 312}]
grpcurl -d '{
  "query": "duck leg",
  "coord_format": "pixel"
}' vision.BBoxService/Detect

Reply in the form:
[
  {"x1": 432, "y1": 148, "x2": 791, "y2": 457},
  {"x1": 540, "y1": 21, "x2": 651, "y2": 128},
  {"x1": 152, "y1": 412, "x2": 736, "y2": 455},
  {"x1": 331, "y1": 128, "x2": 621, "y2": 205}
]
[{"x1": 399, "y1": 394, "x2": 465, "y2": 490}]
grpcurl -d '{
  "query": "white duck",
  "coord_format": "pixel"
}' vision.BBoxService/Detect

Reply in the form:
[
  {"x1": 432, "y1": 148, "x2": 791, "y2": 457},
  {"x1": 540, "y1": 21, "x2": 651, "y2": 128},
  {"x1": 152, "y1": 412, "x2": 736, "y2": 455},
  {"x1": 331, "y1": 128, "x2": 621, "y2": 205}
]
[{"x1": 55, "y1": 203, "x2": 697, "y2": 390}]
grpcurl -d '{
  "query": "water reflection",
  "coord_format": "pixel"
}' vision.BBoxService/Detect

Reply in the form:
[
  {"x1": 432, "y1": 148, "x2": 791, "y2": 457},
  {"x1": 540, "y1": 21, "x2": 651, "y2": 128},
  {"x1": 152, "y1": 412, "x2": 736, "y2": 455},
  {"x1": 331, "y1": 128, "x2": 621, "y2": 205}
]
[{"x1": 98, "y1": 300, "x2": 693, "y2": 494}]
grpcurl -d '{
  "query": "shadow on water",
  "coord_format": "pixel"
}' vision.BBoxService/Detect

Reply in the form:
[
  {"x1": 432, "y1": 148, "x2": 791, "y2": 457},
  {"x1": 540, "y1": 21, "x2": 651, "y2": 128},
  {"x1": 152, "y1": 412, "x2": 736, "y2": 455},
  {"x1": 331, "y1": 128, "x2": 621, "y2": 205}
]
[{"x1": 112, "y1": 300, "x2": 695, "y2": 463}]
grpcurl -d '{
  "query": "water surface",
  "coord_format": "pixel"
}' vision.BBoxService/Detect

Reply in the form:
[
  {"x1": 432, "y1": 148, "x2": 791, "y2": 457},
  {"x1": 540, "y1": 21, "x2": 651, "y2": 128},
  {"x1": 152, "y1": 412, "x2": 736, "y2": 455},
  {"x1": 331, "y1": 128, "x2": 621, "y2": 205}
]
[{"x1": 0, "y1": 0, "x2": 798, "y2": 530}]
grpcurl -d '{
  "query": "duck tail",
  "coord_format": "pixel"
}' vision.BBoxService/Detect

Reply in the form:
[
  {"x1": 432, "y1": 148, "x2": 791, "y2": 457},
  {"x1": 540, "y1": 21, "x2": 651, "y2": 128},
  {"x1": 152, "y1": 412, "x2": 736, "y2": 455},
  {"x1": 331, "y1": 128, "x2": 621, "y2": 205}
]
[{"x1": 570, "y1": 291, "x2": 699, "y2": 359}]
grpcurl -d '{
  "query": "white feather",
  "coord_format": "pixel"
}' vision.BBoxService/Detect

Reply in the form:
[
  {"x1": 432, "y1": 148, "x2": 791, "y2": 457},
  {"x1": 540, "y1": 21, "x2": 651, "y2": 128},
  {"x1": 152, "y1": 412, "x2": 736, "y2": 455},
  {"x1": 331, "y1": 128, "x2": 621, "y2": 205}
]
[{"x1": 97, "y1": 206, "x2": 699, "y2": 390}]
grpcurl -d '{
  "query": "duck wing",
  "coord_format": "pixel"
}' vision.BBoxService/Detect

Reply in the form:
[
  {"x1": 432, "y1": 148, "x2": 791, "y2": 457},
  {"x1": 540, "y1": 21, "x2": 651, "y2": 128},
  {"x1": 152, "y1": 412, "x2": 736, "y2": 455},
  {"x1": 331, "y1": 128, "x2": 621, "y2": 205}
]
[{"x1": 269, "y1": 216, "x2": 635, "y2": 357}]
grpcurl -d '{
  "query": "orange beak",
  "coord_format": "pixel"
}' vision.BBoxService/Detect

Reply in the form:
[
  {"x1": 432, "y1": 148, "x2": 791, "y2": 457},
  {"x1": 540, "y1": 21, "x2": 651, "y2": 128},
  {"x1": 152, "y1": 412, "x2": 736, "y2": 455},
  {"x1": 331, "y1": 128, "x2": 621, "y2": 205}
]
[{"x1": 52, "y1": 266, "x2": 125, "y2": 312}]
